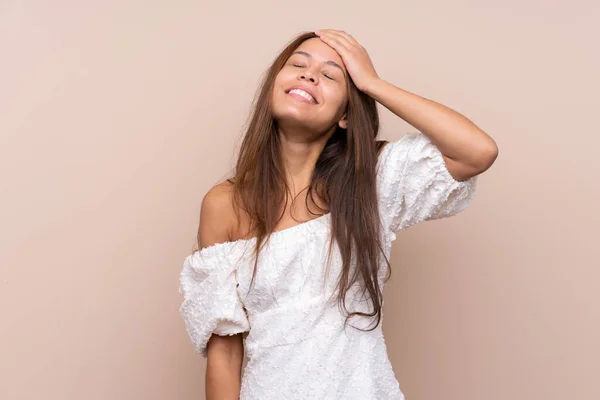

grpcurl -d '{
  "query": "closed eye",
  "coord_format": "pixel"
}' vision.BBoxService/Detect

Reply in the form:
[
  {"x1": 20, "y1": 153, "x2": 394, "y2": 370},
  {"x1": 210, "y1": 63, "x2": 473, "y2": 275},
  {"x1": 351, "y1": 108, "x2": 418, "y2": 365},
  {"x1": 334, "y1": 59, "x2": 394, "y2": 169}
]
[{"x1": 292, "y1": 63, "x2": 334, "y2": 80}]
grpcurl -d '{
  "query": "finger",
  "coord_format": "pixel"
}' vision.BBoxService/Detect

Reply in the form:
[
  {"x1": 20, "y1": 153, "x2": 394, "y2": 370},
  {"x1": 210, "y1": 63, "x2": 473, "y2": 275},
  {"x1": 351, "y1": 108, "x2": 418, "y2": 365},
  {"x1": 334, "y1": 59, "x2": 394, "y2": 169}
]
[
  {"x1": 319, "y1": 32, "x2": 353, "y2": 53},
  {"x1": 317, "y1": 29, "x2": 360, "y2": 48},
  {"x1": 321, "y1": 32, "x2": 363, "y2": 57},
  {"x1": 318, "y1": 32, "x2": 351, "y2": 55},
  {"x1": 322, "y1": 29, "x2": 360, "y2": 47}
]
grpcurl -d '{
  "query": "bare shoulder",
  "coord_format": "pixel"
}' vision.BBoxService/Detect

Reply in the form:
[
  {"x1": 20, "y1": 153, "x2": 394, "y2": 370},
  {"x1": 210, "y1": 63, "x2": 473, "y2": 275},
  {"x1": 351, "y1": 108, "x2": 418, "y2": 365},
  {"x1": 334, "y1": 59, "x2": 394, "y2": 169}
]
[{"x1": 197, "y1": 180, "x2": 237, "y2": 249}]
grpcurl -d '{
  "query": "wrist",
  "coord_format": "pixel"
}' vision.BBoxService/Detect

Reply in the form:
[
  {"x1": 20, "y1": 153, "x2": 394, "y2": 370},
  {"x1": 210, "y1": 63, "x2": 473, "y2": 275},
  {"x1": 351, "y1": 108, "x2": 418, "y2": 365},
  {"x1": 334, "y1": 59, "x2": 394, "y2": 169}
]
[{"x1": 362, "y1": 77, "x2": 387, "y2": 98}]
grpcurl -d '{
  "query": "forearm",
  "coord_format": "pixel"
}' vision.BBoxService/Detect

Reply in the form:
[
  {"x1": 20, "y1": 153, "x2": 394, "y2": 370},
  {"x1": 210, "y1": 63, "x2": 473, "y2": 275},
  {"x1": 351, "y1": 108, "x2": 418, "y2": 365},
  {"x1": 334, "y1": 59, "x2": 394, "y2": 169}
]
[
  {"x1": 365, "y1": 78, "x2": 498, "y2": 169},
  {"x1": 206, "y1": 337, "x2": 244, "y2": 400}
]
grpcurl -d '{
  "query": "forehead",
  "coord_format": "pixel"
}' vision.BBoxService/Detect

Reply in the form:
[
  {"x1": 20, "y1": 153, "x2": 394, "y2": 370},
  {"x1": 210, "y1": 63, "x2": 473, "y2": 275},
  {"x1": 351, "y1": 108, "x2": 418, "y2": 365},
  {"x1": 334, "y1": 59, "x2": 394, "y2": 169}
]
[{"x1": 293, "y1": 38, "x2": 346, "y2": 72}]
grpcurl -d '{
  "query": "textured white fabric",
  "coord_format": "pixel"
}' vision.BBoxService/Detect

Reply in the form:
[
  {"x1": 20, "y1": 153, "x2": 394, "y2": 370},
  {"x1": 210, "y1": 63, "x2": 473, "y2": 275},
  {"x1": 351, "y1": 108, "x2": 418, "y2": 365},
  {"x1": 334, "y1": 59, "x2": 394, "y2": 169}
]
[{"x1": 179, "y1": 132, "x2": 478, "y2": 399}]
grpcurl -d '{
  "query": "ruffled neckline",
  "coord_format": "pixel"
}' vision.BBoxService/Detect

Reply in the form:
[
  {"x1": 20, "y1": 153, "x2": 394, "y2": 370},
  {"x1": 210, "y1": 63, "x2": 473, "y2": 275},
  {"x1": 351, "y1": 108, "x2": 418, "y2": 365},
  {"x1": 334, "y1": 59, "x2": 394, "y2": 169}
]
[{"x1": 194, "y1": 212, "x2": 331, "y2": 258}]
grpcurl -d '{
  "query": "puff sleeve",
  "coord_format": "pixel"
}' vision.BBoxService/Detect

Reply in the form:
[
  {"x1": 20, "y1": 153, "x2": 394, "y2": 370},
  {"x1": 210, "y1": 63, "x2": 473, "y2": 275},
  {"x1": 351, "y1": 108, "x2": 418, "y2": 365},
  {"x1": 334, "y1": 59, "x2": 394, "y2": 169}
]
[
  {"x1": 179, "y1": 244, "x2": 250, "y2": 357},
  {"x1": 377, "y1": 132, "x2": 478, "y2": 233}
]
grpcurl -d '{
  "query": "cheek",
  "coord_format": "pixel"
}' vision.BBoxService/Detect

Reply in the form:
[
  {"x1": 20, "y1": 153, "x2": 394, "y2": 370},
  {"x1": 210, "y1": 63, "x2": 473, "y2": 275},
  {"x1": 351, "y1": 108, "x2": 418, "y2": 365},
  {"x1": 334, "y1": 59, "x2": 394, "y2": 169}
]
[
  {"x1": 274, "y1": 69, "x2": 294, "y2": 85},
  {"x1": 324, "y1": 86, "x2": 348, "y2": 112},
  {"x1": 271, "y1": 75, "x2": 285, "y2": 97},
  {"x1": 272, "y1": 72, "x2": 292, "y2": 99}
]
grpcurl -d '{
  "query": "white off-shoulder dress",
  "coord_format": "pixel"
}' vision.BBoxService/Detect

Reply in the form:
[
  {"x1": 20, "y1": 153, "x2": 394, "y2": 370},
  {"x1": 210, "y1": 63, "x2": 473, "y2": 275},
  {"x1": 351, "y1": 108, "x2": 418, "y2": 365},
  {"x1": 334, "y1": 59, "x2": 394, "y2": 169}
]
[{"x1": 179, "y1": 132, "x2": 478, "y2": 399}]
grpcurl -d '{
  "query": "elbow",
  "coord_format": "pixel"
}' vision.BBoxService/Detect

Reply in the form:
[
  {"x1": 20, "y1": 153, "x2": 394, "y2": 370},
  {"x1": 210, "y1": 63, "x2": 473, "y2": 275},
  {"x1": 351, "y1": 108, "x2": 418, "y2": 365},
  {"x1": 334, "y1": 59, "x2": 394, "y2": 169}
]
[{"x1": 473, "y1": 139, "x2": 499, "y2": 173}]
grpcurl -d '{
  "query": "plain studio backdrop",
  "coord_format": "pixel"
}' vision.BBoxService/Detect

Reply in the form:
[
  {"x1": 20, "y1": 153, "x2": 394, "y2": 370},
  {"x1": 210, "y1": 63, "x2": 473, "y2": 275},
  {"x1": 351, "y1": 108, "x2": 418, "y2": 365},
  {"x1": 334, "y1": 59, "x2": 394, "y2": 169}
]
[{"x1": 1, "y1": 1, "x2": 598, "y2": 399}]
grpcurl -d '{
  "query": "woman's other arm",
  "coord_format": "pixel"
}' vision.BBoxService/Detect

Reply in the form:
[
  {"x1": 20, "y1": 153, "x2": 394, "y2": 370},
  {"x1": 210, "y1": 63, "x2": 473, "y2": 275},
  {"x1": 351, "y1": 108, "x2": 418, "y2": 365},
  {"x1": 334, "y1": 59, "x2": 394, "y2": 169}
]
[
  {"x1": 314, "y1": 29, "x2": 499, "y2": 181},
  {"x1": 199, "y1": 183, "x2": 245, "y2": 400},
  {"x1": 205, "y1": 333, "x2": 245, "y2": 400},
  {"x1": 365, "y1": 78, "x2": 498, "y2": 181}
]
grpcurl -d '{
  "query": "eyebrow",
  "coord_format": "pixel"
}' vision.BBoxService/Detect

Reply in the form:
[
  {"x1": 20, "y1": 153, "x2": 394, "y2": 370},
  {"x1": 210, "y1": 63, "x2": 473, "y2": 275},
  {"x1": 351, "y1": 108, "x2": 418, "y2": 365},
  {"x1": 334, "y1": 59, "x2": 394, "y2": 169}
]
[{"x1": 292, "y1": 51, "x2": 345, "y2": 74}]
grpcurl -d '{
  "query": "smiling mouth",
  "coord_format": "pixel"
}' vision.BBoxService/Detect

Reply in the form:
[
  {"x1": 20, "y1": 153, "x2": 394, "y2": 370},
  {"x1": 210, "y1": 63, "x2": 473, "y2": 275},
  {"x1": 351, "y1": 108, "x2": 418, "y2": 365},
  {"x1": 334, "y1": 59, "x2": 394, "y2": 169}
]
[{"x1": 286, "y1": 88, "x2": 317, "y2": 104}]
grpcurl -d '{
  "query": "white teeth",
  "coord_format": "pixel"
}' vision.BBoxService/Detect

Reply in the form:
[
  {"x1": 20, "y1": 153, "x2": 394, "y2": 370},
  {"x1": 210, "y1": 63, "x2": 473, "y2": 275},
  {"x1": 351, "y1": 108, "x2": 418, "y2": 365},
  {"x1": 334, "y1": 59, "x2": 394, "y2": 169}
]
[{"x1": 289, "y1": 88, "x2": 315, "y2": 103}]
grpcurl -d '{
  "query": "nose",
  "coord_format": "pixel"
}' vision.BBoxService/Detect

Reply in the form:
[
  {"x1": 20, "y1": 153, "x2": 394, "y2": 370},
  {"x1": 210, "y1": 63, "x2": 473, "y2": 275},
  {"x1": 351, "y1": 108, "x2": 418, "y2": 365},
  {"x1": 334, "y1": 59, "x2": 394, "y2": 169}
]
[{"x1": 299, "y1": 69, "x2": 318, "y2": 84}]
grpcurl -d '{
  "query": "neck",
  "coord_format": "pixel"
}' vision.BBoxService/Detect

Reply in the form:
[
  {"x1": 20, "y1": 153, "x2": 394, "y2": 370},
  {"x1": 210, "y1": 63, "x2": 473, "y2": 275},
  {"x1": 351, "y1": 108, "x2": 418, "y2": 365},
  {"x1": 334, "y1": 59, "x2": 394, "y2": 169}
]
[{"x1": 276, "y1": 123, "x2": 336, "y2": 193}]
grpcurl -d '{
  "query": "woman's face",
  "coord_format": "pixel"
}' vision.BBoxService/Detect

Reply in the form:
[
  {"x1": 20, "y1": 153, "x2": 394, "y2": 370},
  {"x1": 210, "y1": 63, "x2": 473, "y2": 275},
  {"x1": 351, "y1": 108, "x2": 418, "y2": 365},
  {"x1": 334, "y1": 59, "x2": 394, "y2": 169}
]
[{"x1": 271, "y1": 37, "x2": 349, "y2": 134}]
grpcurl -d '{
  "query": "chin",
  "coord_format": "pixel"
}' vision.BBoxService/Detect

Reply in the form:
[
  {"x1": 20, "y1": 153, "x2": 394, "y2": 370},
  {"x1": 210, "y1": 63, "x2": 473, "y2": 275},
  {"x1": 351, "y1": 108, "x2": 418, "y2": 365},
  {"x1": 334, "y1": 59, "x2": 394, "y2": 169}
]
[
  {"x1": 275, "y1": 114, "x2": 313, "y2": 130},
  {"x1": 271, "y1": 94, "x2": 331, "y2": 132},
  {"x1": 272, "y1": 102, "x2": 311, "y2": 123}
]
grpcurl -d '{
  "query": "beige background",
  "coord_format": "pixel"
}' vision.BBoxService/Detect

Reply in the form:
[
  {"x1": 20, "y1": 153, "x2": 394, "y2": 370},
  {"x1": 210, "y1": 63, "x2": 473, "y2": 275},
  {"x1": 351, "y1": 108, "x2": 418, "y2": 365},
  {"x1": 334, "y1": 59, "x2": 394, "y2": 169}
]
[{"x1": 1, "y1": 1, "x2": 598, "y2": 399}]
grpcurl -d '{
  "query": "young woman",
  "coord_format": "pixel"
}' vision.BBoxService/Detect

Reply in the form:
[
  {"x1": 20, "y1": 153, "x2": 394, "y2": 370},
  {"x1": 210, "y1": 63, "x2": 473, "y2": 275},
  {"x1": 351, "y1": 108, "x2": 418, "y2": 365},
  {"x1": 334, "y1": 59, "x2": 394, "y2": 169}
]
[{"x1": 179, "y1": 30, "x2": 498, "y2": 399}]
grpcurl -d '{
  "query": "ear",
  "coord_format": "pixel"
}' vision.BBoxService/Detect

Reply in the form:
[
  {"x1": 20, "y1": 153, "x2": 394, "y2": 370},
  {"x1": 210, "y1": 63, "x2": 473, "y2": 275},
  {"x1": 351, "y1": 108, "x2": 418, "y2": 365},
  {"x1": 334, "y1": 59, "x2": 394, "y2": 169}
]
[{"x1": 338, "y1": 112, "x2": 347, "y2": 129}]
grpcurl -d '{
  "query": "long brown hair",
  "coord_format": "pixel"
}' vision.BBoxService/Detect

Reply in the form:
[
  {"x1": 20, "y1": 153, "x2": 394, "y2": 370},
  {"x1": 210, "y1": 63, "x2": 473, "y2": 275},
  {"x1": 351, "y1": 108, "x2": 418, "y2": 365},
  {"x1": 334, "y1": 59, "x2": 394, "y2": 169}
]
[{"x1": 221, "y1": 31, "x2": 392, "y2": 331}]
